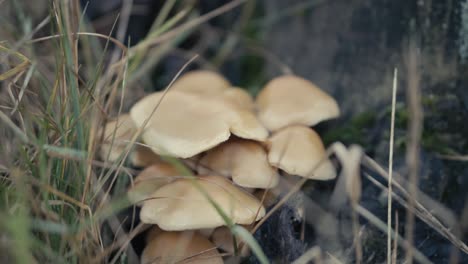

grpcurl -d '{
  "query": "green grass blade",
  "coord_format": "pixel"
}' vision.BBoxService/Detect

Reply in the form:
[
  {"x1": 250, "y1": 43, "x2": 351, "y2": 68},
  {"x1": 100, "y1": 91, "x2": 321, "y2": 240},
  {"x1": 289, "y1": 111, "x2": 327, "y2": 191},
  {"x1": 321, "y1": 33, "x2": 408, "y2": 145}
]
[{"x1": 232, "y1": 225, "x2": 269, "y2": 264}]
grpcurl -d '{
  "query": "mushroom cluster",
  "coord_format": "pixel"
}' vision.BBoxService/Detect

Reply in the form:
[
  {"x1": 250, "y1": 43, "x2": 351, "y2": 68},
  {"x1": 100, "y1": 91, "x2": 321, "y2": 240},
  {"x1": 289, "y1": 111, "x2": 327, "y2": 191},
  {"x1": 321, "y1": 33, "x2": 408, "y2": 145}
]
[{"x1": 99, "y1": 70, "x2": 340, "y2": 263}]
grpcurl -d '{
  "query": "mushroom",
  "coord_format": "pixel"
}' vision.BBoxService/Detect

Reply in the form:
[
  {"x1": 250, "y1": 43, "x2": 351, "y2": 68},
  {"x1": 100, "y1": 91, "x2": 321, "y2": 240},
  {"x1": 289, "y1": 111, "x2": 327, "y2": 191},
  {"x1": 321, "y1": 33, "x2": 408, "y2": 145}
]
[
  {"x1": 168, "y1": 70, "x2": 254, "y2": 111},
  {"x1": 130, "y1": 90, "x2": 268, "y2": 158},
  {"x1": 253, "y1": 189, "x2": 278, "y2": 208},
  {"x1": 221, "y1": 87, "x2": 255, "y2": 111},
  {"x1": 141, "y1": 231, "x2": 223, "y2": 264},
  {"x1": 130, "y1": 143, "x2": 162, "y2": 168},
  {"x1": 145, "y1": 226, "x2": 163, "y2": 243},
  {"x1": 266, "y1": 125, "x2": 336, "y2": 180},
  {"x1": 210, "y1": 226, "x2": 250, "y2": 256},
  {"x1": 99, "y1": 114, "x2": 160, "y2": 166},
  {"x1": 170, "y1": 70, "x2": 231, "y2": 95},
  {"x1": 140, "y1": 175, "x2": 265, "y2": 230},
  {"x1": 198, "y1": 138, "x2": 279, "y2": 189},
  {"x1": 99, "y1": 114, "x2": 136, "y2": 162},
  {"x1": 256, "y1": 75, "x2": 340, "y2": 131},
  {"x1": 127, "y1": 161, "x2": 181, "y2": 205}
]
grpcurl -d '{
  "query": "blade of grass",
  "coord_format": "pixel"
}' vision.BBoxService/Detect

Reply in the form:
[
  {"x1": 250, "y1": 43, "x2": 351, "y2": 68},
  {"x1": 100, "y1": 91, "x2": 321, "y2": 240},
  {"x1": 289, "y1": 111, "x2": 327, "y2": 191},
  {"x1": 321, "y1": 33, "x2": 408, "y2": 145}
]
[
  {"x1": 363, "y1": 156, "x2": 468, "y2": 253},
  {"x1": 404, "y1": 37, "x2": 423, "y2": 264},
  {"x1": 54, "y1": 0, "x2": 84, "y2": 151},
  {"x1": 130, "y1": 0, "x2": 248, "y2": 54},
  {"x1": 0, "y1": 44, "x2": 30, "y2": 81},
  {"x1": 10, "y1": 63, "x2": 35, "y2": 114},
  {"x1": 232, "y1": 225, "x2": 269, "y2": 264},
  {"x1": 0, "y1": 110, "x2": 30, "y2": 143},
  {"x1": 356, "y1": 205, "x2": 432, "y2": 264},
  {"x1": 162, "y1": 156, "x2": 269, "y2": 263},
  {"x1": 387, "y1": 67, "x2": 398, "y2": 263}
]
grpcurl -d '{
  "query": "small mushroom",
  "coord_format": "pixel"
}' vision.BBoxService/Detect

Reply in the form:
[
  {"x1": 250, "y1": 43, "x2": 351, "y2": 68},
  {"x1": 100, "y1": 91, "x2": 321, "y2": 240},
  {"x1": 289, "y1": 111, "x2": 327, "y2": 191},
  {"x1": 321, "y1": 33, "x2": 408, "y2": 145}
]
[
  {"x1": 130, "y1": 144, "x2": 161, "y2": 168},
  {"x1": 198, "y1": 138, "x2": 279, "y2": 189},
  {"x1": 130, "y1": 90, "x2": 267, "y2": 158},
  {"x1": 127, "y1": 162, "x2": 181, "y2": 205},
  {"x1": 210, "y1": 226, "x2": 251, "y2": 256},
  {"x1": 145, "y1": 226, "x2": 163, "y2": 243},
  {"x1": 99, "y1": 114, "x2": 136, "y2": 162},
  {"x1": 141, "y1": 231, "x2": 223, "y2": 264},
  {"x1": 267, "y1": 125, "x2": 336, "y2": 180},
  {"x1": 221, "y1": 87, "x2": 255, "y2": 111},
  {"x1": 253, "y1": 189, "x2": 278, "y2": 208},
  {"x1": 170, "y1": 70, "x2": 231, "y2": 95},
  {"x1": 140, "y1": 175, "x2": 265, "y2": 230},
  {"x1": 99, "y1": 114, "x2": 160, "y2": 165},
  {"x1": 256, "y1": 75, "x2": 340, "y2": 131}
]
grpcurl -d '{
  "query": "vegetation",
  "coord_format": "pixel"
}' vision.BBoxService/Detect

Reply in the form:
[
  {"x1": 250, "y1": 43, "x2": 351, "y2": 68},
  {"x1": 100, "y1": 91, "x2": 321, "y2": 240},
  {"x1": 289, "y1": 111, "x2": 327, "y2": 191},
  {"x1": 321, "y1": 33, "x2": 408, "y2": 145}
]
[{"x1": 1, "y1": 0, "x2": 467, "y2": 263}]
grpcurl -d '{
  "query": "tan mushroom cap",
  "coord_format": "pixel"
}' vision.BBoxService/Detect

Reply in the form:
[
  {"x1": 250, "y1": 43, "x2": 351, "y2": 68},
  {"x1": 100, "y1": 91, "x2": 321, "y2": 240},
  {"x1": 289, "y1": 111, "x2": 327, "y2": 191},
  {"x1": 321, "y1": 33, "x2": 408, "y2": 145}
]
[
  {"x1": 168, "y1": 70, "x2": 253, "y2": 110},
  {"x1": 127, "y1": 162, "x2": 181, "y2": 205},
  {"x1": 130, "y1": 90, "x2": 268, "y2": 158},
  {"x1": 253, "y1": 189, "x2": 278, "y2": 208},
  {"x1": 211, "y1": 226, "x2": 250, "y2": 256},
  {"x1": 130, "y1": 144, "x2": 161, "y2": 167},
  {"x1": 256, "y1": 75, "x2": 340, "y2": 131},
  {"x1": 267, "y1": 125, "x2": 336, "y2": 180},
  {"x1": 145, "y1": 226, "x2": 163, "y2": 243},
  {"x1": 170, "y1": 70, "x2": 231, "y2": 95},
  {"x1": 221, "y1": 87, "x2": 255, "y2": 111},
  {"x1": 141, "y1": 231, "x2": 222, "y2": 264},
  {"x1": 198, "y1": 138, "x2": 279, "y2": 189},
  {"x1": 140, "y1": 175, "x2": 266, "y2": 230},
  {"x1": 99, "y1": 114, "x2": 136, "y2": 162},
  {"x1": 99, "y1": 114, "x2": 160, "y2": 166}
]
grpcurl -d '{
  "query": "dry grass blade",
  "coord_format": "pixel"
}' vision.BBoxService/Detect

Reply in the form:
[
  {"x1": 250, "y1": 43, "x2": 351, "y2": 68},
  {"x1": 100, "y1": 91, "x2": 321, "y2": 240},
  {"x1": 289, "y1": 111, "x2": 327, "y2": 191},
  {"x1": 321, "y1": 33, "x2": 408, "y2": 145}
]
[
  {"x1": 355, "y1": 205, "x2": 433, "y2": 264},
  {"x1": 363, "y1": 156, "x2": 468, "y2": 254},
  {"x1": 292, "y1": 246, "x2": 323, "y2": 264},
  {"x1": 393, "y1": 211, "x2": 399, "y2": 264},
  {"x1": 0, "y1": 44, "x2": 30, "y2": 81},
  {"x1": 330, "y1": 143, "x2": 363, "y2": 263},
  {"x1": 436, "y1": 154, "x2": 468, "y2": 161},
  {"x1": 249, "y1": 177, "x2": 307, "y2": 235},
  {"x1": 388, "y1": 67, "x2": 398, "y2": 263},
  {"x1": 10, "y1": 63, "x2": 34, "y2": 114},
  {"x1": 0, "y1": 15, "x2": 50, "y2": 58},
  {"x1": 131, "y1": 0, "x2": 248, "y2": 53},
  {"x1": 404, "y1": 36, "x2": 423, "y2": 264},
  {"x1": 90, "y1": 223, "x2": 150, "y2": 264},
  {"x1": 108, "y1": 0, "x2": 133, "y2": 66},
  {"x1": 0, "y1": 110, "x2": 29, "y2": 143},
  {"x1": 29, "y1": 32, "x2": 128, "y2": 55}
]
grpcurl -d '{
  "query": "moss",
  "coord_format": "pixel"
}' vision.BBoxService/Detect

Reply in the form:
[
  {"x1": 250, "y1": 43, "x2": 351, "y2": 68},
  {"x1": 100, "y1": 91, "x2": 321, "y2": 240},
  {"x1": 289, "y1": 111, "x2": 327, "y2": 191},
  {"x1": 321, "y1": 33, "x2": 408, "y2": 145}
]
[
  {"x1": 238, "y1": 54, "x2": 267, "y2": 95},
  {"x1": 322, "y1": 111, "x2": 377, "y2": 150}
]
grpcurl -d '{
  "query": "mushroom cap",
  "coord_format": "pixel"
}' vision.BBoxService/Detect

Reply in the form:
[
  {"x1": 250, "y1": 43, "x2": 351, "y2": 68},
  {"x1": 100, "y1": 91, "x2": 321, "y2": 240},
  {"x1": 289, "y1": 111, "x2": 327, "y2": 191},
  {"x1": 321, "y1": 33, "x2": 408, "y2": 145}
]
[
  {"x1": 127, "y1": 162, "x2": 181, "y2": 205},
  {"x1": 198, "y1": 138, "x2": 279, "y2": 189},
  {"x1": 210, "y1": 226, "x2": 250, "y2": 256},
  {"x1": 170, "y1": 70, "x2": 231, "y2": 95},
  {"x1": 221, "y1": 87, "x2": 255, "y2": 111},
  {"x1": 130, "y1": 90, "x2": 268, "y2": 158},
  {"x1": 140, "y1": 175, "x2": 266, "y2": 230},
  {"x1": 267, "y1": 125, "x2": 336, "y2": 180},
  {"x1": 211, "y1": 226, "x2": 236, "y2": 254},
  {"x1": 145, "y1": 226, "x2": 163, "y2": 243},
  {"x1": 256, "y1": 75, "x2": 340, "y2": 131},
  {"x1": 130, "y1": 144, "x2": 161, "y2": 168},
  {"x1": 141, "y1": 231, "x2": 223, "y2": 264},
  {"x1": 99, "y1": 114, "x2": 136, "y2": 162},
  {"x1": 99, "y1": 114, "x2": 160, "y2": 166},
  {"x1": 253, "y1": 189, "x2": 278, "y2": 209}
]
